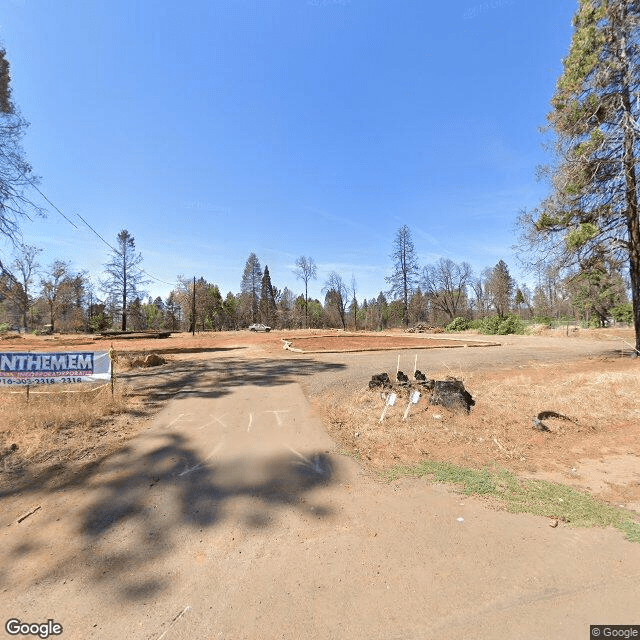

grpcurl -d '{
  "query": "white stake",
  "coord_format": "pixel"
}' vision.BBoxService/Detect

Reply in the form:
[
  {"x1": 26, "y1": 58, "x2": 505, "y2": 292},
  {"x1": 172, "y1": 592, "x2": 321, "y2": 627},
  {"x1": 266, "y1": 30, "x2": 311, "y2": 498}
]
[
  {"x1": 379, "y1": 392, "x2": 397, "y2": 423},
  {"x1": 403, "y1": 390, "x2": 420, "y2": 421}
]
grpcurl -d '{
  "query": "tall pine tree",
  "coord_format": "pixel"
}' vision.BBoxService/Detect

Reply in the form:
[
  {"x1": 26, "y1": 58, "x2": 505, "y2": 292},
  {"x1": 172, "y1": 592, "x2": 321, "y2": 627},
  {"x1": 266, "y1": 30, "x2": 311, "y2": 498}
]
[
  {"x1": 523, "y1": 1, "x2": 640, "y2": 350},
  {"x1": 385, "y1": 225, "x2": 420, "y2": 327},
  {"x1": 102, "y1": 230, "x2": 148, "y2": 331},
  {"x1": 240, "y1": 252, "x2": 262, "y2": 324},
  {"x1": 260, "y1": 265, "x2": 277, "y2": 326}
]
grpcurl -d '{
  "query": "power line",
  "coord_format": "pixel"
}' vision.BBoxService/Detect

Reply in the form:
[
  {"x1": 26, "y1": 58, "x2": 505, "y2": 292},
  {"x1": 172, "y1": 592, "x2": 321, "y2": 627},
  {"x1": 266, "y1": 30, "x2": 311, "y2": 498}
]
[
  {"x1": 141, "y1": 269, "x2": 175, "y2": 287},
  {"x1": 28, "y1": 181, "x2": 176, "y2": 291},
  {"x1": 28, "y1": 180, "x2": 79, "y2": 230},
  {"x1": 76, "y1": 212, "x2": 119, "y2": 254}
]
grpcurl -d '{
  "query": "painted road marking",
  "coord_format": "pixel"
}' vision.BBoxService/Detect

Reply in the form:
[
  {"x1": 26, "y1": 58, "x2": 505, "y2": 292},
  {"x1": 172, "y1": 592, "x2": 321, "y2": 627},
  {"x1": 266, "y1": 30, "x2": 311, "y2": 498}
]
[
  {"x1": 198, "y1": 413, "x2": 228, "y2": 431},
  {"x1": 178, "y1": 442, "x2": 224, "y2": 477},
  {"x1": 265, "y1": 409, "x2": 290, "y2": 426}
]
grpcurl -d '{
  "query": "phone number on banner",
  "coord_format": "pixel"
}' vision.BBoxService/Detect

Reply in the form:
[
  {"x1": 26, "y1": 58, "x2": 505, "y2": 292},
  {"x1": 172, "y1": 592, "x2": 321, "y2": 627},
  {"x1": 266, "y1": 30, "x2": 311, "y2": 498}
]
[{"x1": 0, "y1": 376, "x2": 86, "y2": 385}]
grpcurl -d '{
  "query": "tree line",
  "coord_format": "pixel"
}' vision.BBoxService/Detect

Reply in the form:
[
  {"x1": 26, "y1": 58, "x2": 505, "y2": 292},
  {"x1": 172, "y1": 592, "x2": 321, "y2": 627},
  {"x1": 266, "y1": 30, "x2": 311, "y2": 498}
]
[{"x1": 0, "y1": 223, "x2": 631, "y2": 334}]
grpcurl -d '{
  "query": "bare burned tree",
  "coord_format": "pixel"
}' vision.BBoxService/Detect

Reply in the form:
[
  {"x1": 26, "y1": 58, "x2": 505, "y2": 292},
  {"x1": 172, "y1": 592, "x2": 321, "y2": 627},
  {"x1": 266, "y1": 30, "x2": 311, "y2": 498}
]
[
  {"x1": 386, "y1": 225, "x2": 420, "y2": 327},
  {"x1": 293, "y1": 256, "x2": 317, "y2": 329},
  {"x1": 40, "y1": 260, "x2": 74, "y2": 333},
  {"x1": 422, "y1": 258, "x2": 473, "y2": 321},
  {"x1": 350, "y1": 274, "x2": 358, "y2": 331},
  {"x1": 102, "y1": 230, "x2": 148, "y2": 331},
  {"x1": 0, "y1": 243, "x2": 41, "y2": 330},
  {"x1": 322, "y1": 271, "x2": 349, "y2": 330},
  {"x1": 0, "y1": 47, "x2": 43, "y2": 271}
]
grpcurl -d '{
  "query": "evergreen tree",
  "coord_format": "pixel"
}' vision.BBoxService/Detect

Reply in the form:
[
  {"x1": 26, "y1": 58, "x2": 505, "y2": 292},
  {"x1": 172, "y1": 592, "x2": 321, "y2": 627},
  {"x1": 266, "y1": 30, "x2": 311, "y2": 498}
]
[
  {"x1": 385, "y1": 225, "x2": 420, "y2": 327},
  {"x1": 260, "y1": 265, "x2": 277, "y2": 326},
  {"x1": 522, "y1": 0, "x2": 640, "y2": 350},
  {"x1": 240, "y1": 253, "x2": 262, "y2": 324},
  {"x1": 485, "y1": 260, "x2": 514, "y2": 318},
  {"x1": 566, "y1": 252, "x2": 627, "y2": 326}
]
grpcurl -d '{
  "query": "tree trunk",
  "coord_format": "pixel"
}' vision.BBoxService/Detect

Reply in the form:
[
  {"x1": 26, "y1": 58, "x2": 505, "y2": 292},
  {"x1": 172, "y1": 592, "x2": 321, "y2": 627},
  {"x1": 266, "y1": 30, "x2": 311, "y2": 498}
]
[
  {"x1": 620, "y1": 17, "x2": 640, "y2": 352},
  {"x1": 122, "y1": 262, "x2": 127, "y2": 331}
]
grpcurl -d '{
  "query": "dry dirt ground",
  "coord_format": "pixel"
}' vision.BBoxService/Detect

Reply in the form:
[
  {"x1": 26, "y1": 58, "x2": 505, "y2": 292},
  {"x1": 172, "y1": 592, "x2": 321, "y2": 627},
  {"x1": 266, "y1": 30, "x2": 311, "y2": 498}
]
[{"x1": 1, "y1": 328, "x2": 639, "y2": 639}]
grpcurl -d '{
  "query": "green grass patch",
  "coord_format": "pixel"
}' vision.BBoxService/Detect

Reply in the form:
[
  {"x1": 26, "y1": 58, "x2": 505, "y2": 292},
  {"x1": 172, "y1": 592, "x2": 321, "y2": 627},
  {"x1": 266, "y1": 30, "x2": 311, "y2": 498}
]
[{"x1": 385, "y1": 460, "x2": 640, "y2": 543}]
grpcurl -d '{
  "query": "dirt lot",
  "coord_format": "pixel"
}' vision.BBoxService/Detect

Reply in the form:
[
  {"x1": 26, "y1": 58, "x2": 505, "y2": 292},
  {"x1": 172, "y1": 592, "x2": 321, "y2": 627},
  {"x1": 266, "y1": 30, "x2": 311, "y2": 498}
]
[
  {"x1": 1, "y1": 328, "x2": 639, "y2": 639},
  {"x1": 1, "y1": 327, "x2": 639, "y2": 511},
  {"x1": 283, "y1": 332, "x2": 497, "y2": 352}
]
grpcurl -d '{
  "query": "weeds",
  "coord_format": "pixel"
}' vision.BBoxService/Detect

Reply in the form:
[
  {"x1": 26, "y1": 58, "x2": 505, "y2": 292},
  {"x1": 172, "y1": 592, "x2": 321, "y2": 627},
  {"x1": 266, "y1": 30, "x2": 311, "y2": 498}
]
[
  {"x1": 0, "y1": 384, "x2": 139, "y2": 479},
  {"x1": 385, "y1": 461, "x2": 640, "y2": 543}
]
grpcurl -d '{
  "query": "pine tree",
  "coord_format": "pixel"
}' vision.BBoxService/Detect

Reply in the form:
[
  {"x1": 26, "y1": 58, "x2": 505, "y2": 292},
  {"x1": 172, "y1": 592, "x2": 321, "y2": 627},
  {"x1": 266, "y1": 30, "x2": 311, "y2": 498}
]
[
  {"x1": 102, "y1": 230, "x2": 148, "y2": 331},
  {"x1": 485, "y1": 260, "x2": 514, "y2": 318},
  {"x1": 523, "y1": 0, "x2": 640, "y2": 350},
  {"x1": 385, "y1": 225, "x2": 420, "y2": 327},
  {"x1": 240, "y1": 253, "x2": 262, "y2": 324},
  {"x1": 260, "y1": 265, "x2": 277, "y2": 326}
]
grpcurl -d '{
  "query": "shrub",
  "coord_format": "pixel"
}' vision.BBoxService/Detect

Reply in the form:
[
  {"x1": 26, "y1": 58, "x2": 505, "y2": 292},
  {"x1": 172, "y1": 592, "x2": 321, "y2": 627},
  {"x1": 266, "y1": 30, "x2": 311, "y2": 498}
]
[
  {"x1": 446, "y1": 317, "x2": 468, "y2": 332},
  {"x1": 611, "y1": 303, "x2": 633, "y2": 325},
  {"x1": 0, "y1": 323, "x2": 10, "y2": 333},
  {"x1": 479, "y1": 315, "x2": 502, "y2": 335},
  {"x1": 497, "y1": 315, "x2": 526, "y2": 335},
  {"x1": 479, "y1": 314, "x2": 525, "y2": 335}
]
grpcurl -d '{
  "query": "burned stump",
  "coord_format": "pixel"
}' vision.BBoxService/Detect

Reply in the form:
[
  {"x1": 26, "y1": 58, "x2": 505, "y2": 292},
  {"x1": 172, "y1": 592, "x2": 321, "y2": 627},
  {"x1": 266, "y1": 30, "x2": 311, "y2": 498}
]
[
  {"x1": 369, "y1": 372, "x2": 392, "y2": 389},
  {"x1": 429, "y1": 379, "x2": 475, "y2": 413}
]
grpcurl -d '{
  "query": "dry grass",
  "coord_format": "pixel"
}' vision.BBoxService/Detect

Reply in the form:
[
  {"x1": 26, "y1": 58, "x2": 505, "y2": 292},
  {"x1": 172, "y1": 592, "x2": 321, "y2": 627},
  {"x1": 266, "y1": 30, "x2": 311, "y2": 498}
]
[
  {"x1": 0, "y1": 383, "x2": 145, "y2": 484},
  {"x1": 321, "y1": 358, "x2": 640, "y2": 476}
]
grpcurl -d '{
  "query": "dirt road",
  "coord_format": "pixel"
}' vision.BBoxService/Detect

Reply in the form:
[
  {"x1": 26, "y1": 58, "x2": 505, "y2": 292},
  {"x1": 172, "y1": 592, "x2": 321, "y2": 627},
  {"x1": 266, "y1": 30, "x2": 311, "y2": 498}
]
[{"x1": 2, "y1": 337, "x2": 639, "y2": 639}]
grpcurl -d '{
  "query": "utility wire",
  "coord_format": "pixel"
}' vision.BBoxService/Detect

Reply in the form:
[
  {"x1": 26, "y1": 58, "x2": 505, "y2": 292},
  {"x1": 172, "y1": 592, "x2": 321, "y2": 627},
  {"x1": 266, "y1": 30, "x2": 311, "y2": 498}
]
[
  {"x1": 28, "y1": 180, "x2": 79, "y2": 230},
  {"x1": 140, "y1": 269, "x2": 175, "y2": 286},
  {"x1": 27, "y1": 180, "x2": 176, "y2": 290},
  {"x1": 76, "y1": 212, "x2": 119, "y2": 254}
]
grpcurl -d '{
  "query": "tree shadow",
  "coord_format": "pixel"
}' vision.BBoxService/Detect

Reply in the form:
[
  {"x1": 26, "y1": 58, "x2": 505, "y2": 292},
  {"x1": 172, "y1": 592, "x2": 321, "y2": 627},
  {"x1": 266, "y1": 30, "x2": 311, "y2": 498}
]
[
  {"x1": 0, "y1": 357, "x2": 346, "y2": 498},
  {"x1": 119, "y1": 356, "x2": 347, "y2": 404},
  {"x1": 0, "y1": 355, "x2": 347, "y2": 602},
  {"x1": 1, "y1": 431, "x2": 337, "y2": 601}
]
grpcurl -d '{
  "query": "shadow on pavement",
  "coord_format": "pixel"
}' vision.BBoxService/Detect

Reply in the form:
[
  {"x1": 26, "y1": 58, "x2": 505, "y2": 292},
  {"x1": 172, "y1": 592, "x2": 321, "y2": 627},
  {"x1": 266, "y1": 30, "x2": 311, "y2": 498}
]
[
  {"x1": 0, "y1": 356, "x2": 345, "y2": 602},
  {"x1": 120, "y1": 356, "x2": 347, "y2": 407},
  {"x1": 1, "y1": 432, "x2": 336, "y2": 602}
]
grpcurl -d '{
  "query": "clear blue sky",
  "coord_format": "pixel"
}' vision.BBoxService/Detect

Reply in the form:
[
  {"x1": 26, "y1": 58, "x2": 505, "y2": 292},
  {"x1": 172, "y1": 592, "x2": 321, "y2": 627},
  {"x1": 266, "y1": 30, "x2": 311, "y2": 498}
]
[{"x1": 1, "y1": 0, "x2": 576, "y2": 303}]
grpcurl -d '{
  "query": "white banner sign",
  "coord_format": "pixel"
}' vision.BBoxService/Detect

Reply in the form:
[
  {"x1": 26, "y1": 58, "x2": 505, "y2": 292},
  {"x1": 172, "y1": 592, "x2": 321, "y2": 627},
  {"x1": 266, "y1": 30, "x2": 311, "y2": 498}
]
[{"x1": 0, "y1": 352, "x2": 111, "y2": 386}]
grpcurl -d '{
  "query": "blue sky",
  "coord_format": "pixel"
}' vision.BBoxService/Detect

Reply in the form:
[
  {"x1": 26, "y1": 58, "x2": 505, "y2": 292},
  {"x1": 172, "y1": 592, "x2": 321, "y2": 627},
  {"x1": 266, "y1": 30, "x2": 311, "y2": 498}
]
[{"x1": 1, "y1": 0, "x2": 576, "y2": 303}]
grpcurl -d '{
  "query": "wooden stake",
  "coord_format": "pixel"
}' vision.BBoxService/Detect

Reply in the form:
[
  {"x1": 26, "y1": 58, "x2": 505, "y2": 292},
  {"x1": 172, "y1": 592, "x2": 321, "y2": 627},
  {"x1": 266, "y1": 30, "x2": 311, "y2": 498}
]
[{"x1": 110, "y1": 342, "x2": 115, "y2": 397}]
